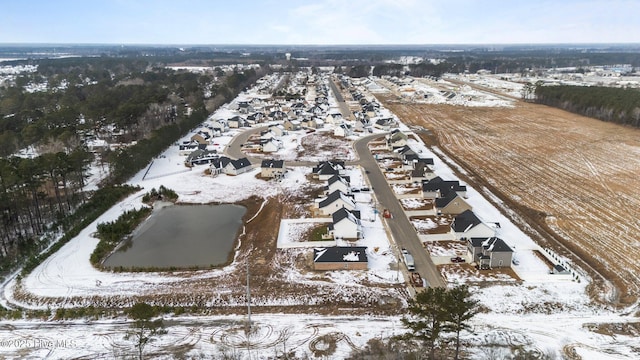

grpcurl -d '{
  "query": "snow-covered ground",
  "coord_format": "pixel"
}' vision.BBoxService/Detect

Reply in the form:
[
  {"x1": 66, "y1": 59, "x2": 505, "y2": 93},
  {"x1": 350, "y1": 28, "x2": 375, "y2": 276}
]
[
  {"x1": 1, "y1": 72, "x2": 637, "y2": 359},
  {"x1": 373, "y1": 76, "x2": 515, "y2": 107}
]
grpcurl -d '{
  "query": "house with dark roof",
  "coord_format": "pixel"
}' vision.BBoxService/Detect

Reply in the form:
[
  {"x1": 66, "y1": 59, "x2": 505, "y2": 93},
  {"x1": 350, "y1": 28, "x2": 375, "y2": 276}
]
[
  {"x1": 422, "y1": 176, "x2": 467, "y2": 199},
  {"x1": 467, "y1": 237, "x2": 513, "y2": 269},
  {"x1": 185, "y1": 149, "x2": 218, "y2": 166},
  {"x1": 260, "y1": 159, "x2": 286, "y2": 179},
  {"x1": 373, "y1": 118, "x2": 397, "y2": 131},
  {"x1": 451, "y1": 210, "x2": 496, "y2": 239},
  {"x1": 228, "y1": 116, "x2": 249, "y2": 128},
  {"x1": 325, "y1": 175, "x2": 351, "y2": 195},
  {"x1": 210, "y1": 156, "x2": 233, "y2": 175},
  {"x1": 435, "y1": 191, "x2": 472, "y2": 215},
  {"x1": 237, "y1": 101, "x2": 254, "y2": 114},
  {"x1": 312, "y1": 161, "x2": 346, "y2": 180},
  {"x1": 247, "y1": 112, "x2": 266, "y2": 124},
  {"x1": 317, "y1": 190, "x2": 356, "y2": 216},
  {"x1": 328, "y1": 208, "x2": 361, "y2": 240},
  {"x1": 313, "y1": 246, "x2": 368, "y2": 270},
  {"x1": 410, "y1": 161, "x2": 436, "y2": 182},
  {"x1": 334, "y1": 123, "x2": 353, "y2": 137},
  {"x1": 223, "y1": 157, "x2": 253, "y2": 176}
]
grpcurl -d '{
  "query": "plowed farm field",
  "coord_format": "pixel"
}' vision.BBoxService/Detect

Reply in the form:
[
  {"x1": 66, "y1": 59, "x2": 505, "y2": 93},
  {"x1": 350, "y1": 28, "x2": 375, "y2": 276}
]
[{"x1": 379, "y1": 96, "x2": 640, "y2": 305}]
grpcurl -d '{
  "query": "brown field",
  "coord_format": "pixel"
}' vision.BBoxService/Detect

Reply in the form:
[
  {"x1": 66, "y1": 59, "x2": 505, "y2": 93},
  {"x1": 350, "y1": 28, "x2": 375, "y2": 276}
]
[{"x1": 378, "y1": 95, "x2": 640, "y2": 305}]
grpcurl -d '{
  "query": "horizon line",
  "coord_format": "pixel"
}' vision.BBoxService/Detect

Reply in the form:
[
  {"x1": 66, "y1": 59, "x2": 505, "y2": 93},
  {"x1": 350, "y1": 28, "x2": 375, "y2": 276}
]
[{"x1": 1, "y1": 42, "x2": 640, "y2": 48}]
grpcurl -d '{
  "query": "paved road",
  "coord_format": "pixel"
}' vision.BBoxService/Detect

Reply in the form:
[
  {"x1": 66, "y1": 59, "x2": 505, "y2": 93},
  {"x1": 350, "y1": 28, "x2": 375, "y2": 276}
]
[
  {"x1": 329, "y1": 78, "x2": 352, "y2": 120},
  {"x1": 353, "y1": 135, "x2": 446, "y2": 289},
  {"x1": 224, "y1": 126, "x2": 268, "y2": 164},
  {"x1": 225, "y1": 127, "x2": 446, "y2": 289}
]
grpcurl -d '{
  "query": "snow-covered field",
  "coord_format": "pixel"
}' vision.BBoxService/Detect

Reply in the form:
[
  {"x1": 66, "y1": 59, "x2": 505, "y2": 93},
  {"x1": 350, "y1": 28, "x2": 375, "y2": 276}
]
[{"x1": 1, "y1": 73, "x2": 638, "y2": 359}]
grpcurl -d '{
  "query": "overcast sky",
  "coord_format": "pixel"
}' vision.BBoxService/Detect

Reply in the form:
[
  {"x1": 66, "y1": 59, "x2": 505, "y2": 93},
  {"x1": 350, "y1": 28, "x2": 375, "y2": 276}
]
[{"x1": 1, "y1": 0, "x2": 637, "y2": 45}]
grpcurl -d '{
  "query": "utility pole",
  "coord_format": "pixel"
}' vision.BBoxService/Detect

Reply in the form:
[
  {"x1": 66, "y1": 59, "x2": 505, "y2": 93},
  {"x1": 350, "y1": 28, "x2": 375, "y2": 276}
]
[
  {"x1": 246, "y1": 255, "x2": 252, "y2": 359},
  {"x1": 246, "y1": 258, "x2": 251, "y2": 331}
]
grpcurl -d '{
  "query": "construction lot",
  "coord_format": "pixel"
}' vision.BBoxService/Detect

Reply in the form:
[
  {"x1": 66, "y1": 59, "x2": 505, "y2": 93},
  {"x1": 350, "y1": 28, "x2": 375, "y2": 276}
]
[{"x1": 377, "y1": 94, "x2": 640, "y2": 305}]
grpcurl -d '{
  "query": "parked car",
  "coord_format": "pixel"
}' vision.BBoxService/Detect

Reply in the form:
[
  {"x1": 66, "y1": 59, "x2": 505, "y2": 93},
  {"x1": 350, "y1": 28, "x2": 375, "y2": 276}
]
[{"x1": 450, "y1": 256, "x2": 466, "y2": 263}]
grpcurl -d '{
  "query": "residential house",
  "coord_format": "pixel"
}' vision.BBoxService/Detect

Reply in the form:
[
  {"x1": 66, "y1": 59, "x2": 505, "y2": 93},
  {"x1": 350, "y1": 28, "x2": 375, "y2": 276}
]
[
  {"x1": 210, "y1": 156, "x2": 233, "y2": 175},
  {"x1": 209, "y1": 120, "x2": 228, "y2": 134},
  {"x1": 190, "y1": 133, "x2": 209, "y2": 145},
  {"x1": 223, "y1": 157, "x2": 253, "y2": 176},
  {"x1": 387, "y1": 129, "x2": 408, "y2": 149},
  {"x1": 178, "y1": 141, "x2": 206, "y2": 155},
  {"x1": 260, "y1": 159, "x2": 286, "y2": 179},
  {"x1": 313, "y1": 246, "x2": 368, "y2": 270},
  {"x1": 312, "y1": 161, "x2": 346, "y2": 180},
  {"x1": 261, "y1": 138, "x2": 282, "y2": 153},
  {"x1": 260, "y1": 130, "x2": 277, "y2": 140},
  {"x1": 325, "y1": 175, "x2": 351, "y2": 195},
  {"x1": 268, "y1": 110, "x2": 288, "y2": 121},
  {"x1": 395, "y1": 145, "x2": 418, "y2": 160},
  {"x1": 451, "y1": 210, "x2": 496, "y2": 240},
  {"x1": 317, "y1": 190, "x2": 356, "y2": 216},
  {"x1": 185, "y1": 149, "x2": 218, "y2": 166},
  {"x1": 334, "y1": 123, "x2": 353, "y2": 137},
  {"x1": 328, "y1": 208, "x2": 362, "y2": 240},
  {"x1": 467, "y1": 237, "x2": 513, "y2": 269},
  {"x1": 228, "y1": 116, "x2": 249, "y2": 128},
  {"x1": 422, "y1": 176, "x2": 467, "y2": 199},
  {"x1": 300, "y1": 117, "x2": 318, "y2": 129},
  {"x1": 283, "y1": 119, "x2": 301, "y2": 131},
  {"x1": 435, "y1": 191, "x2": 472, "y2": 215},
  {"x1": 247, "y1": 112, "x2": 265, "y2": 125},
  {"x1": 325, "y1": 112, "x2": 341, "y2": 124},
  {"x1": 268, "y1": 124, "x2": 286, "y2": 137},
  {"x1": 373, "y1": 118, "x2": 397, "y2": 131},
  {"x1": 237, "y1": 101, "x2": 254, "y2": 114}
]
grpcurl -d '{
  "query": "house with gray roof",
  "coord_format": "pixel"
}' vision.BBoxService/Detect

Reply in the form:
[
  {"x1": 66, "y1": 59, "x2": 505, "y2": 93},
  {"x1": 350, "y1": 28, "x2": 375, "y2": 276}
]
[
  {"x1": 223, "y1": 157, "x2": 253, "y2": 176},
  {"x1": 317, "y1": 190, "x2": 356, "y2": 216},
  {"x1": 435, "y1": 191, "x2": 472, "y2": 215},
  {"x1": 328, "y1": 208, "x2": 361, "y2": 240},
  {"x1": 451, "y1": 210, "x2": 496, "y2": 240},
  {"x1": 313, "y1": 246, "x2": 368, "y2": 270},
  {"x1": 467, "y1": 237, "x2": 513, "y2": 269},
  {"x1": 260, "y1": 159, "x2": 285, "y2": 179}
]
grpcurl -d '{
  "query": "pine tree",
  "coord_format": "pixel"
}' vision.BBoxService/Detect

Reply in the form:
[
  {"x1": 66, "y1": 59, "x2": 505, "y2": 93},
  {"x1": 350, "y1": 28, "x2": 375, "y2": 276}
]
[{"x1": 444, "y1": 285, "x2": 479, "y2": 360}]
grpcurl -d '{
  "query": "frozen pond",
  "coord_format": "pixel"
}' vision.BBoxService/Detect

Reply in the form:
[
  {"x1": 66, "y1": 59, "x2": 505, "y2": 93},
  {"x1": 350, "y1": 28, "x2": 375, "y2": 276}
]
[{"x1": 104, "y1": 204, "x2": 246, "y2": 269}]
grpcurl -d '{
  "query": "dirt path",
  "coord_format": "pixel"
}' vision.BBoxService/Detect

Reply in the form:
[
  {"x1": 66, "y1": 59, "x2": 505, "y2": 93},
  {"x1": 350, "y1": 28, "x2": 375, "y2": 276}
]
[{"x1": 377, "y1": 96, "x2": 640, "y2": 305}]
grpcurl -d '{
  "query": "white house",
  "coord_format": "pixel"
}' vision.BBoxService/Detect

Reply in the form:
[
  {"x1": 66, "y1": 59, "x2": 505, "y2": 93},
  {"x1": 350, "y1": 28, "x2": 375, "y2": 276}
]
[
  {"x1": 451, "y1": 210, "x2": 496, "y2": 240},
  {"x1": 261, "y1": 138, "x2": 282, "y2": 153},
  {"x1": 317, "y1": 190, "x2": 356, "y2": 216},
  {"x1": 328, "y1": 208, "x2": 362, "y2": 240},
  {"x1": 334, "y1": 123, "x2": 353, "y2": 137},
  {"x1": 223, "y1": 157, "x2": 253, "y2": 176},
  {"x1": 325, "y1": 175, "x2": 351, "y2": 195}
]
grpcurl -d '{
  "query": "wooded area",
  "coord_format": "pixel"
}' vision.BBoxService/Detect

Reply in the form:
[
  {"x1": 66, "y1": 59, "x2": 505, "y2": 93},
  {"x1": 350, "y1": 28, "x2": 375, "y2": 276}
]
[
  {"x1": 0, "y1": 57, "x2": 265, "y2": 275},
  {"x1": 535, "y1": 85, "x2": 640, "y2": 127}
]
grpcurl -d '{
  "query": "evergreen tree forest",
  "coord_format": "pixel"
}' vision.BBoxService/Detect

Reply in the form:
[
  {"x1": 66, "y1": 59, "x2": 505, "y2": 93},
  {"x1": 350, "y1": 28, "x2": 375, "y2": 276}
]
[
  {"x1": 0, "y1": 56, "x2": 265, "y2": 274},
  {"x1": 535, "y1": 85, "x2": 640, "y2": 127}
]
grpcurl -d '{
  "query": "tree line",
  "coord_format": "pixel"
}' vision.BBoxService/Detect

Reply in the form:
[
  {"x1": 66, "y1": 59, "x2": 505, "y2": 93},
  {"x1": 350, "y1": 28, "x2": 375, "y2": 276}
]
[
  {"x1": 0, "y1": 57, "x2": 266, "y2": 275},
  {"x1": 535, "y1": 85, "x2": 640, "y2": 127},
  {"x1": 0, "y1": 148, "x2": 92, "y2": 270}
]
